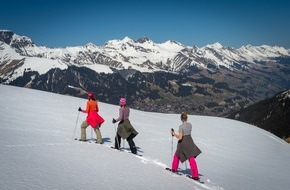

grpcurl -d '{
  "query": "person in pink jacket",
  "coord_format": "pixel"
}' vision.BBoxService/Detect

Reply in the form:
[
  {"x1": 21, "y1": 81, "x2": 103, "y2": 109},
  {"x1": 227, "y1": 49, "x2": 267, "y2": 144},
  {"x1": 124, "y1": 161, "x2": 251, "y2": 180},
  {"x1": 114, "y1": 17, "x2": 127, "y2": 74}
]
[
  {"x1": 78, "y1": 92, "x2": 104, "y2": 143},
  {"x1": 112, "y1": 98, "x2": 138, "y2": 154}
]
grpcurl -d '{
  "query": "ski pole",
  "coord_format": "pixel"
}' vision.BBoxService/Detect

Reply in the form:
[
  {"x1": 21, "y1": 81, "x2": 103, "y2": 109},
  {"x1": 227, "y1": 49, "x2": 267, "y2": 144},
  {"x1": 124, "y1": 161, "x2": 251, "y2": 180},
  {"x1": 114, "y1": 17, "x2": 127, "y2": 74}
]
[
  {"x1": 72, "y1": 111, "x2": 80, "y2": 139},
  {"x1": 171, "y1": 136, "x2": 173, "y2": 157},
  {"x1": 114, "y1": 123, "x2": 120, "y2": 150},
  {"x1": 185, "y1": 162, "x2": 188, "y2": 175},
  {"x1": 91, "y1": 127, "x2": 93, "y2": 141},
  {"x1": 171, "y1": 128, "x2": 174, "y2": 157}
]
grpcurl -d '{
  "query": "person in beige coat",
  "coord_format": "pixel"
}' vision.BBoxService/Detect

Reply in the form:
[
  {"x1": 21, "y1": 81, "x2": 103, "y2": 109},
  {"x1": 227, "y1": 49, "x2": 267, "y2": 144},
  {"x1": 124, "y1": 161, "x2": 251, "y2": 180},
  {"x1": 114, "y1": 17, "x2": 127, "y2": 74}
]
[
  {"x1": 112, "y1": 98, "x2": 138, "y2": 154},
  {"x1": 171, "y1": 112, "x2": 201, "y2": 180}
]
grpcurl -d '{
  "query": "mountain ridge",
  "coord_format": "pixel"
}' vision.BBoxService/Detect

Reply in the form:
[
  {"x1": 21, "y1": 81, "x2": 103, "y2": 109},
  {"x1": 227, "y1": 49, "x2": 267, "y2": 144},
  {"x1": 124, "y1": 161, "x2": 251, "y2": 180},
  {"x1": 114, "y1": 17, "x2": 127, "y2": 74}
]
[
  {"x1": 1, "y1": 30, "x2": 290, "y2": 117},
  {"x1": 1, "y1": 30, "x2": 289, "y2": 73}
]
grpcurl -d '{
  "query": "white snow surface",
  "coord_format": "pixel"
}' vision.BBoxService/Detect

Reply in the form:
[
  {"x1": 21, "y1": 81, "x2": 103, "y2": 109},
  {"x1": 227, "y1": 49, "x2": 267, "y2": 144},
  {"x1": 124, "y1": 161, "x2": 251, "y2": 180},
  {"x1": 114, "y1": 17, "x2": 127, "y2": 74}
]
[{"x1": 1, "y1": 85, "x2": 290, "y2": 190}]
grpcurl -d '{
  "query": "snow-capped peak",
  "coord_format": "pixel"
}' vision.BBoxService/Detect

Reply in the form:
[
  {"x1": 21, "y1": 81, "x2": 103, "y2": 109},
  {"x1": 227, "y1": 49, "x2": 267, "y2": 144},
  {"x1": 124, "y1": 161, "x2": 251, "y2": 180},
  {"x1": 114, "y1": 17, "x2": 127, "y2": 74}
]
[
  {"x1": 84, "y1": 42, "x2": 97, "y2": 49},
  {"x1": 137, "y1": 36, "x2": 151, "y2": 43},
  {"x1": 121, "y1": 36, "x2": 134, "y2": 43},
  {"x1": 11, "y1": 33, "x2": 34, "y2": 45},
  {"x1": 206, "y1": 42, "x2": 224, "y2": 49}
]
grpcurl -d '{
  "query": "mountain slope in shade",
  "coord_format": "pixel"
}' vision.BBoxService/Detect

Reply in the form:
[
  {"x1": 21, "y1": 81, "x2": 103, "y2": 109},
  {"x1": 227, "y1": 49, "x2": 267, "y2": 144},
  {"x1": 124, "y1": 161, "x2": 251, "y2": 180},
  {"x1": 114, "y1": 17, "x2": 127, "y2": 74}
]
[{"x1": 228, "y1": 89, "x2": 290, "y2": 141}]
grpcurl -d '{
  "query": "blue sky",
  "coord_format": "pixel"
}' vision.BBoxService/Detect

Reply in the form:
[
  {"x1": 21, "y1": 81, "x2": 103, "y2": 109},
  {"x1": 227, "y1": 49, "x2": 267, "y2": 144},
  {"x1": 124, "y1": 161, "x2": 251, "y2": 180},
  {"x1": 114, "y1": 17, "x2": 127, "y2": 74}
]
[{"x1": 1, "y1": 0, "x2": 290, "y2": 48}]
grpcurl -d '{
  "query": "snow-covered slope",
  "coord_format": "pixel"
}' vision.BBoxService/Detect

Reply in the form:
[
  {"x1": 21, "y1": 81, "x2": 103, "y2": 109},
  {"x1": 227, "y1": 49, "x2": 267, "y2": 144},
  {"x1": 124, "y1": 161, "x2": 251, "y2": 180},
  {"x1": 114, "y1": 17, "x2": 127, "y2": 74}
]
[{"x1": 1, "y1": 85, "x2": 290, "y2": 190}]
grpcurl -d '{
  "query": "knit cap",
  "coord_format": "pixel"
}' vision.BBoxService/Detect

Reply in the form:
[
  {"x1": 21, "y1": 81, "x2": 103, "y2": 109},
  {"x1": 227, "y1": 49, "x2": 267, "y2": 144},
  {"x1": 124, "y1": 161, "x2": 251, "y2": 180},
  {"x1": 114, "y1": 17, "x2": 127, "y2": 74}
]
[{"x1": 119, "y1": 98, "x2": 126, "y2": 105}]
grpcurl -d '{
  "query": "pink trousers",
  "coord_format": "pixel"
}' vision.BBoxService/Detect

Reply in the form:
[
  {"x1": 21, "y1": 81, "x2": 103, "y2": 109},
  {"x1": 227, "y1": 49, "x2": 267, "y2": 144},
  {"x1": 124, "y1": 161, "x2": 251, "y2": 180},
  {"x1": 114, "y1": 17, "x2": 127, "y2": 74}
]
[{"x1": 171, "y1": 153, "x2": 199, "y2": 178}]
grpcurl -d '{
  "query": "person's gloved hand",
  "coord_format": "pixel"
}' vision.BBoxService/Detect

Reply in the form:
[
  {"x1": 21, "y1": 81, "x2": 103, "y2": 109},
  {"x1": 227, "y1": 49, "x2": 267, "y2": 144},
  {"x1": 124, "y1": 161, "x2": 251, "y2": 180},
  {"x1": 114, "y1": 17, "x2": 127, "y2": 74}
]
[
  {"x1": 78, "y1": 107, "x2": 82, "y2": 112},
  {"x1": 112, "y1": 118, "x2": 116, "y2": 123},
  {"x1": 171, "y1": 128, "x2": 174, "y2": 137}
]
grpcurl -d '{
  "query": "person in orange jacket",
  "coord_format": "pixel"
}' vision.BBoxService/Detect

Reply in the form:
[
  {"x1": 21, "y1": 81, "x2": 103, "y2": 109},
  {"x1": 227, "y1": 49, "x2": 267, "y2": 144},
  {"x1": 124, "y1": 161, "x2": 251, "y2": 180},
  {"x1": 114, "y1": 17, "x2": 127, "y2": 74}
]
[{"x1": 78, "y1": 92, "x2": 104, "y2": 143}]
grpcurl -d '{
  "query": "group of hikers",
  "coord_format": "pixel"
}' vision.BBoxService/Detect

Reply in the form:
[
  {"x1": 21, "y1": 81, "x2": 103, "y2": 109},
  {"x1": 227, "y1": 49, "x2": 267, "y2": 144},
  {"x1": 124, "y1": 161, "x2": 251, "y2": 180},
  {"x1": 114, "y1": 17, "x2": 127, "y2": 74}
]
[{"x1": 77, "y1": 92, "x2": 201, "y2": 181}]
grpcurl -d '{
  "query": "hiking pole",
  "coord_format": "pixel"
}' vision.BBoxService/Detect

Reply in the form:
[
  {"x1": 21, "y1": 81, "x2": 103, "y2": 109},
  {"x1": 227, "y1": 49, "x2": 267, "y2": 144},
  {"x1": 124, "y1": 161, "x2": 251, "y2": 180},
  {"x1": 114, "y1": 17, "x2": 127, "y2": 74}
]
[
  {"x1": 91, "y1": 127, "x2": 93, "y2": 141},
  {"x1": 114, "y1": 123, "x2": 120, "y2": 150},
  {"x1": 185, "y1": 162, "x2": 189, "y2": 175},
  {"x1": 171, "y1": 128, "x2": 174, "y2": 157},
  {"x1": 72, "y1": 111, "x2": 80, "y2": 139}
]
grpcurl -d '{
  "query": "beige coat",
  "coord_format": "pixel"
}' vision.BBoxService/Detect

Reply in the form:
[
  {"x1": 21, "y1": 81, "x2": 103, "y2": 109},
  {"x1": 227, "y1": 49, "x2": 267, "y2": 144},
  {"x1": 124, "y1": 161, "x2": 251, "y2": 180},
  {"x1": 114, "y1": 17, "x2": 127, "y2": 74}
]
[
  {"x1": 176, "y1": 135, "x2": 201, "y2": 163},
  {"x1": 117, "y1": 119, "x2": 138, "y2": 139}
]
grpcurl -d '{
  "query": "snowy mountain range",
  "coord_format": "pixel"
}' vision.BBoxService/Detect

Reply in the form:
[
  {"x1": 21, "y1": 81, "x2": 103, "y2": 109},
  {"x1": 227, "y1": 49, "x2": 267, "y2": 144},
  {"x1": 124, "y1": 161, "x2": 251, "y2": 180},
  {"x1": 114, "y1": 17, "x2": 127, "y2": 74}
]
[
  {"x1": 1, "y1": 30, "x2": 290, "y2": 74},
  {"x1": 1, "y1": 30, "x2": 290, "y2": 116},
  {"x1": 1, "y1": 84, "x2": 290, "y2": 190}
]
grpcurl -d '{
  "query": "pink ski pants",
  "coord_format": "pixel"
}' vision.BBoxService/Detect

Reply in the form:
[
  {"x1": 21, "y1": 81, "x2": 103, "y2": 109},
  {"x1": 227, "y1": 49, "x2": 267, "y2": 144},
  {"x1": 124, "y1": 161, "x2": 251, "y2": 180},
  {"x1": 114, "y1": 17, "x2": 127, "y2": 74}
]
[{"x1": 171, "y1": 153, "x2": 199, "y2": 178}]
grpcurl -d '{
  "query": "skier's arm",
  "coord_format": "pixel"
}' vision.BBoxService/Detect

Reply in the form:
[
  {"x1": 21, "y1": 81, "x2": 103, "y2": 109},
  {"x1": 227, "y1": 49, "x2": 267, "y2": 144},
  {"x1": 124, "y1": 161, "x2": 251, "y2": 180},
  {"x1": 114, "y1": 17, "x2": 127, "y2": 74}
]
[
  {"x1": 79, "y1": 101, "x2": 90, "y2": 113},
  {"x1": 171, "y1": 130, "x2": 183, "y2": 140},
  {"x1": 78, "y1": 107, "x2": 86, "y2": 113},
  {"x1": 115, "y1": 108, "x2": 123, "y2": 122}
]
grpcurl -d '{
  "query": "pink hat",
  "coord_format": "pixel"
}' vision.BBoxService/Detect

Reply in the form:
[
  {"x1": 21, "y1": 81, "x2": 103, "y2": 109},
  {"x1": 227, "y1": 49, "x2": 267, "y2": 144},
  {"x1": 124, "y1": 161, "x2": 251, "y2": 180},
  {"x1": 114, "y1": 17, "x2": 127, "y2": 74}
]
[{"x1": 119, "y1": 98, "x2": 126, "y2": 105}]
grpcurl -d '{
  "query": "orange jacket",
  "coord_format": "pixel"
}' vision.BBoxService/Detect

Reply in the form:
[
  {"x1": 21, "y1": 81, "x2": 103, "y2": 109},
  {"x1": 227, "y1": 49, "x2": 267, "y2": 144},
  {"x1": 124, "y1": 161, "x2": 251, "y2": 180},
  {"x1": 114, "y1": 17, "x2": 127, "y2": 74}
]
[
  {"x1": 82, "y1": 100, "x2": 104, "y2": 128},
  {"x1": 85, "y1": 100, "x2": 99, "y2": 113}
]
